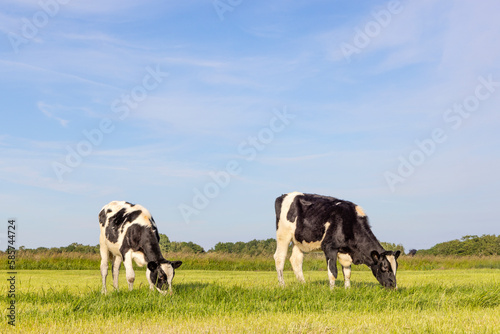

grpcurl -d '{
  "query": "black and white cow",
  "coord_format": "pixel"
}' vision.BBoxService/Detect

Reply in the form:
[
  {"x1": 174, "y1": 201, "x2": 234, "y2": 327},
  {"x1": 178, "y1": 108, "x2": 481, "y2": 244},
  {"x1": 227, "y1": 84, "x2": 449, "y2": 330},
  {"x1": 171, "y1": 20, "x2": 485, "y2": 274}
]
[
  {"x1": 274, "y1": 192, "x2": 400, "y2": 289},
  {"x1": 99, "y1": 201, "x2": 182, "y2": 294}
]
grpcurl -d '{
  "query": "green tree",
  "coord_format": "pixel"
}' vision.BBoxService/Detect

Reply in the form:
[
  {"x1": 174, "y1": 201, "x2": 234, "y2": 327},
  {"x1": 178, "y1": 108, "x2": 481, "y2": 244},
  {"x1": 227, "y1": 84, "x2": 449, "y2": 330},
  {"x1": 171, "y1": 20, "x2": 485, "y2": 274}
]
[
  {"x1": 419, "y1": 234, "x2": 500, "y2": 256},
  {"x1": 158, "y1": 234, "x2": 205, "y2": 254},
  {"x1": 210, "y1": 238, "x2": 277, "y2": 256},
  {"x1": 380, "y1": 242, "x2": 405, "y2": 255},
  {"x1": 158, "y1": 233, "x2": 171, "y2": 252}
]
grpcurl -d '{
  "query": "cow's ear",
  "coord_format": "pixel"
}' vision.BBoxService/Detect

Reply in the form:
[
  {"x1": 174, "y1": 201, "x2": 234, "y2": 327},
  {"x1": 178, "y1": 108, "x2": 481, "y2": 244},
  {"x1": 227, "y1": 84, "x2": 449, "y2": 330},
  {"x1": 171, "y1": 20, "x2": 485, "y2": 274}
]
[
  {"x1": 147, "y1": 261, "x2": 158, "y2": 271},
  {"x1": 394, "y1": 250, "x2": 401, "y2": 259},
  {"x1": 171, "y1": 261, "x2": 182, "y2": 269},
  {"x1": 371, "y1": 251, "x2": 380, "y2": 263}
]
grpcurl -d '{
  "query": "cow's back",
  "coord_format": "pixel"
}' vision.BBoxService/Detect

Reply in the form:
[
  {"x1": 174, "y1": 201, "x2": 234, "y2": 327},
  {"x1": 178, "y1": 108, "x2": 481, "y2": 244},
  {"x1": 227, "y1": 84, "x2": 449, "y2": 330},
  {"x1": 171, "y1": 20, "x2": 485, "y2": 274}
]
[
  {"x1": 99, "y1": 201, "x2": 158, "y2": 251},
  {"x1": 276, "y1": 192, "x2": 365, "y2": 248}
]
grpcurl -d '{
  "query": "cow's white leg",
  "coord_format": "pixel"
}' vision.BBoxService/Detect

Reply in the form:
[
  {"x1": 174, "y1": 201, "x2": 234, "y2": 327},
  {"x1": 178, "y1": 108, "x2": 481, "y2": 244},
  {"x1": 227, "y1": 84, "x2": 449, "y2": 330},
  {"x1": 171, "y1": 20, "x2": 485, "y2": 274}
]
[
  {"x1": 338, "y1": 253, "x2": 353, "y2": 289},
  {"x1": 112, "y1": 255, "x2": 122, "y2": 290},
  {"x1": 342, "y1": 265, "x2": 352, "y2": 288},
  {"x1": 274, "y1": 230, "x2": 292, "y2": 286},
  {"x1": 99, "y1": 240, "x2": 109, "y2": 294},
  {"x1": 290, "y1": 245, "x2": 305, "y2": 283},
  {"x1": 123, "y1": 251, "x2": 135, "y2": 291}
]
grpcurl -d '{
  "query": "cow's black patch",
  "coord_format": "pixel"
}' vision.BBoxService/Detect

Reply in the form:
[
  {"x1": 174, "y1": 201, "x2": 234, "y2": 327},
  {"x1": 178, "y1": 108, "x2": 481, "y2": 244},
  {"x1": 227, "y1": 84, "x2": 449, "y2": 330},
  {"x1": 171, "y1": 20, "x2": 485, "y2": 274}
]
[
  {"x1": 125, "y1": 201, "x2": 136, "y2": 207},
  {"x1": 286, "y1": 199, "x2": 298, "y2": 223},
  {"x1": 323, "y1": 246, "x2": 338, "y2": 279},
  {"x1": 335, "y1": 201, "x2": 356, "y2": 241},
  {"x1": 99, "y1": 209, "x2": 107, "y2": 226},
  {"x1": 274, "y1": 194, "x2": 285, "y2": 230},
  {"x1": 120, "y1": 210, "x2": 142, "y2": 235},
  {"x1": 292, "y1": 194, "x2": 339, "y2": 244},
  {"x1": 120, "y1": 223, "x2": 163, "y2": 262},
  {"x1": 106, "y1": 209, "x2": 142, "y2": 243}
]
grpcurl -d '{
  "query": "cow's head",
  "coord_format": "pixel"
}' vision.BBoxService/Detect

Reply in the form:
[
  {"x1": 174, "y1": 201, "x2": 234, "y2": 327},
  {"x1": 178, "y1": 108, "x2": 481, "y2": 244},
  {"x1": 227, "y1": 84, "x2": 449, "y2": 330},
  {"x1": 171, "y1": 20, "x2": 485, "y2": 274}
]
[
  {"x1": 147, "y1": 260, "x2": 182, "y2": 293},
  {"x1": 370, "y1": 250, "x2": 400, "y2": 289}
]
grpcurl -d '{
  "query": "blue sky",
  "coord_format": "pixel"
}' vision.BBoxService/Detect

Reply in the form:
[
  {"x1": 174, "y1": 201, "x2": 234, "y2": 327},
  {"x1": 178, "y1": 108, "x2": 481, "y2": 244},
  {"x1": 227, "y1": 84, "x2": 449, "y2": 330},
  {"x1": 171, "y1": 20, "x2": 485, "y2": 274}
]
[{"x1": 1, "y1": 0, "x2": 499, "y2": 252}]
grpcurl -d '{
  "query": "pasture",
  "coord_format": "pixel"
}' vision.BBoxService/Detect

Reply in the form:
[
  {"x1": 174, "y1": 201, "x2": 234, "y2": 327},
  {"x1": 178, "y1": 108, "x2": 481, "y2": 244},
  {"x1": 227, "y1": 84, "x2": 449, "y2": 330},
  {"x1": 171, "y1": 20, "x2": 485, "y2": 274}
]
[{"x1": 1, "y1": 268, "x2": 499, "y2": 333}]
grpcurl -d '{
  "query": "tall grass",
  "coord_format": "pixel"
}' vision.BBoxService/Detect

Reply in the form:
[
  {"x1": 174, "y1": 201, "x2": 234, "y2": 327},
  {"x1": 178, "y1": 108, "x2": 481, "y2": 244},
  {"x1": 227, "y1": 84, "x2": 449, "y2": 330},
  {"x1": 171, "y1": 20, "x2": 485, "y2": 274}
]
[
  {"x1": 2, "y1": 251, "x2": 500, "y2": 270},
  {"x1": 399, "y1": 254, "x2": 500, "y2": 270},
  {"x1": 0, "y1": 252, "x2": 99, "y2": 270}
]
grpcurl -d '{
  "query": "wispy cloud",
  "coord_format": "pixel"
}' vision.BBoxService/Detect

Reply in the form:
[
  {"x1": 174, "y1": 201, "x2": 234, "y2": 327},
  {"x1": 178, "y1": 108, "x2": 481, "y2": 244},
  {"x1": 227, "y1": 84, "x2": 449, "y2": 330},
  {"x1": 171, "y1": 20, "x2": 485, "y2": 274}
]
[
  {"x1": 37, "y1": 101, "x2": 75, "y2": 127},
  {"x1": 0, "y1": 136, "x2": 115, "y2": 194},
  {"x1": 320, "y1": 1, "x2": 447, "y2": 69},
  {"x1": 262, "y1": 152, "x2": 336, "y2": 164},
  {"x1": 163, "y1": 56, "x2": 226, "y2": 68},
  {"x1": 0, "y1": 0, "x2": 160, "y2": 15},
  {"x1": 0, "y1": 58, "x2": 121, "y2": 90},
  {"x1": 0, "y1": 135, "x2": 210, "y2": 195}
]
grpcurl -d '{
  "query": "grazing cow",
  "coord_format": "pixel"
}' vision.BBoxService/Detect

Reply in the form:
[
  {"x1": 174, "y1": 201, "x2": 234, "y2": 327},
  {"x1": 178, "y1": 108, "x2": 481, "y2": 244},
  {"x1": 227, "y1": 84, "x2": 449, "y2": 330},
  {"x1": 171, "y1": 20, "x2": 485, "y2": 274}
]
[
  {"x1": 274, "y1": 192, "x2": 400, "y2": 289},
  {"x1": 99, "y1": 201, "x2": 182, "y2": 294}
]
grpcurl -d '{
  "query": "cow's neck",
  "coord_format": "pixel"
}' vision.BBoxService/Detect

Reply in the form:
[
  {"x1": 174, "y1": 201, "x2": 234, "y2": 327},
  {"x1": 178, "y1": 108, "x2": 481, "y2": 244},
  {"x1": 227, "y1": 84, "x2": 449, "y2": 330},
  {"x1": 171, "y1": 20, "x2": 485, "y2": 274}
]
[
  {"x1": 352, "y1": 237, "x2": 386, "y2": 266},
  {"x1": 142, "y1": 241, "x2": 166, "y2": 263}
]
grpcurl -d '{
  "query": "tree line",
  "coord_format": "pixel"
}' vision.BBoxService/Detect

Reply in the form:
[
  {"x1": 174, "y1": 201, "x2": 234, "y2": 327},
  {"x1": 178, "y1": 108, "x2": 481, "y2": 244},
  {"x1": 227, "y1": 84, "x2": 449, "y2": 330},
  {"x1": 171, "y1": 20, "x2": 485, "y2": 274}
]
[
  {"x1": 417, "y1": 235, "x2": 500, "y2": 256},
  {"x1": 8, "y1": 234, "x2": 499, "y2": 256},
  {"x1": 158, "y1": 234, "x2": 204, "y2": 254}
]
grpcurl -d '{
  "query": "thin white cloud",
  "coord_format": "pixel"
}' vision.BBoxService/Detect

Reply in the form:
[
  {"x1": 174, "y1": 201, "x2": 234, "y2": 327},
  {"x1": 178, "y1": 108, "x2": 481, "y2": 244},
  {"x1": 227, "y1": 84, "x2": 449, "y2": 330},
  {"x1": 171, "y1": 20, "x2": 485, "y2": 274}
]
[
  {"x1": 321, "y1": 0, "x2": 448, "y2": 69},
  {"x1": 0, "y1": 59, "x2": 121, "y2": 91},
  {"x1": 439, "y1": 1, "x2": 500, "y2": 78},
  {"x1": 0, "y1": 0, "x2": 207, "y2": 18},
  {"x1": 0, "y1": 135, "x2": 209, "y2": 195},
  {"x1": 240, "y1": 23, "x2": 287, "y2": 39},
  {"x1": 0, "y1": 0, "x2": 146, "y2": 14},
  {"x1": 126, "y1": 93, "x2": 274, "y2": 136},
  {"x1": 0, "y1": 11, "x2": 21, "y2": 35},
  {"x1": 0, "y1": 136, "x2": 115, "y2": 195},
  {"x1": 262, "y1": 152, "x2": 336, "y2": 164},
  {"x1": 163, "y1": 57, "x2": 226, "y2": 68},
  {"x1": 37, "y1": 101, "x2": 69, "y2": 127}
]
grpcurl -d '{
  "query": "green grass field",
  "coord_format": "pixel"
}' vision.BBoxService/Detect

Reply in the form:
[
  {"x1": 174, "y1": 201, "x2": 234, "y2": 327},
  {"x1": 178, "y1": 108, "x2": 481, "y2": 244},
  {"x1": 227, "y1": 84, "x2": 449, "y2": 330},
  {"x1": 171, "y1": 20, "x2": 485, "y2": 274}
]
[
  {"x1": 3, "y1": 252, "x2": 500, "y2": 271},
  {"x1": 1, "y1": 268, "x2": 499, "y2": 333}
]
